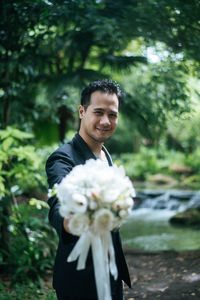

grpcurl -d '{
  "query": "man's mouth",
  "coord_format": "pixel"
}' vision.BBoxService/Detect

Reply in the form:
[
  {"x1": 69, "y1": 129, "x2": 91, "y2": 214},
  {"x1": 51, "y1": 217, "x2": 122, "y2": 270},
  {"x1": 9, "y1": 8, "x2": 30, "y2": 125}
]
[{"x1": 96, "y1": 128, "x2": 110, "y2": 133}]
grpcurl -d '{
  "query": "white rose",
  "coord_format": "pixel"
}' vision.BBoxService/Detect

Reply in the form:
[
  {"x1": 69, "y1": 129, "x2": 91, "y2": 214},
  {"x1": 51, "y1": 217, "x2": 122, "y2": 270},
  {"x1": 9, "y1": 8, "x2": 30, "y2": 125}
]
[
  {"x1": 57, "y1": 177, "x2": 70, "y2": 202},
  {"x1": 88, "y1": 199, "x2": 98, "y2": 210},
  {"x1": 68, "y1": 213, "x2": 90, "y2": 236},
  {"x1": 93, "y1": 208, "x2": 115, "y2": 232},
  {"x1": 59, "y1": 192, "x2": 87, "y2": 217},
  {"x1": 119, "y1": 209, "x2": 129, "y2": 219},
  {"x1": 70, "y1": 193, "x2": 88, "y2": 213},
  {"x1": 59, "y1": 203, "x2": 71, "y2": 218},
  {"x1": 101, "y1": 189, "x2": 121, "y2": 203},
  {"x1": 112, "y1": 197, "x2": 134, "y2": 212}
]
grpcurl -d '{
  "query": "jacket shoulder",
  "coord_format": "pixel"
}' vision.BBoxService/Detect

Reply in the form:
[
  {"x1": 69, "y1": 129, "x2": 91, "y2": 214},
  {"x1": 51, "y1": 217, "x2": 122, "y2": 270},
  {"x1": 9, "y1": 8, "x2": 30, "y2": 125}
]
[{"x1": 45, "y1": 142, "x2": 77, "y2": 188}]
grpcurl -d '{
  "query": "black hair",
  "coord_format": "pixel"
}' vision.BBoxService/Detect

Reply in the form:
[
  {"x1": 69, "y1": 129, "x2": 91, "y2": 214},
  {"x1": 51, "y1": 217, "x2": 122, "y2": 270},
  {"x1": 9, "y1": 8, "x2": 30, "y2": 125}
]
[{"x1": 80, "y1": 79, "x2": 122, "y2": 108}]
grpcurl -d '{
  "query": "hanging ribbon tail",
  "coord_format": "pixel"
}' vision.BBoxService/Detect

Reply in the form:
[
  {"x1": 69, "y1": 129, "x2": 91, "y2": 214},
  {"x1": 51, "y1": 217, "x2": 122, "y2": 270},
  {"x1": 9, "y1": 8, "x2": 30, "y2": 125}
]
[
  {"x1": 67, "y1": 230, "x2": 118, "y2": 300},
  {"x1": 77, "y1": 233, "x2": 91, "y2": 270},
  {"x1": 108, "y1": 232, "x2": 118, "y2": 280},
  {"x1": 91, "y1": 233, "x2": 112, "y2": 300},
  {"x1": 67, "y1": 233, "x2": 91, "y2": 270}
]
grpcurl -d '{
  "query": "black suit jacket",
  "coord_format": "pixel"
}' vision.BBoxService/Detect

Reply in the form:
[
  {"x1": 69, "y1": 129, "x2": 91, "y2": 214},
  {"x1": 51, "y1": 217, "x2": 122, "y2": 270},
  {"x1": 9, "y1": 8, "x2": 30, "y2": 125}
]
[{"x1": 46, "y1": 133, "x2": 131, "y2": 297}]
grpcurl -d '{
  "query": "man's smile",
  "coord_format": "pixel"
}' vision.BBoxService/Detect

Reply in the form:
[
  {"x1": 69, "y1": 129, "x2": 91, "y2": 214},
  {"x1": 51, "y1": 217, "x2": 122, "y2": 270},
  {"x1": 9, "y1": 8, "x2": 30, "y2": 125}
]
[{"x1": 96, "y1": 127, "x2": 111, "y2": 133}]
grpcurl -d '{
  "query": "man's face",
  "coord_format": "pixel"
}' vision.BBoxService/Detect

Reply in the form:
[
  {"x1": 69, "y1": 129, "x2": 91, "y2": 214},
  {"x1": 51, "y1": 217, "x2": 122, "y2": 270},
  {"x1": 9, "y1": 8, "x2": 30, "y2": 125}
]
[{"x1": 79, "y1": 91, "x2": 119, "y2": 144}]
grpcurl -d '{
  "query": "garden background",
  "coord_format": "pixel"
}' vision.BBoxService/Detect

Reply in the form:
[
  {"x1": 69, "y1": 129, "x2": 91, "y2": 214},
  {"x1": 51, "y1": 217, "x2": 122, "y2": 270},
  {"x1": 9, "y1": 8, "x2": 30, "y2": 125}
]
[{"x1": 1, "y1": 0, "x2": 200, "y2": 299}]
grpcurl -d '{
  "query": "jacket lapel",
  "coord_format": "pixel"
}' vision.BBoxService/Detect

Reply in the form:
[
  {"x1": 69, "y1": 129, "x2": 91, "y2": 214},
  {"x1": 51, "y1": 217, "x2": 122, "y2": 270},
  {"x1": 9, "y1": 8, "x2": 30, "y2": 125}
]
[
  {"x1": 72, "y1": 133, "x2": 97, "y2": 162},
  {"x1": 72, "y1": 133, "x2": 113, "y2": 166}
]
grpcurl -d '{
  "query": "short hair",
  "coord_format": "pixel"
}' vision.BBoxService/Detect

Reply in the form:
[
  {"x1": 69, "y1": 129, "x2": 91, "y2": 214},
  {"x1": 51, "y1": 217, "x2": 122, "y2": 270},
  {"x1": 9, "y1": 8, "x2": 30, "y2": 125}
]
[{"x1": 81, "y1": 79, "x2": 122, "y2": 109}]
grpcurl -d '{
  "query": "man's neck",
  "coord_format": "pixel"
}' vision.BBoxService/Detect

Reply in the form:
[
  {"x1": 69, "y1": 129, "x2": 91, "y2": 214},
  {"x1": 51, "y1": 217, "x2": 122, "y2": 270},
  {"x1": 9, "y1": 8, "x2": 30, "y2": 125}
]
[{"x1": 78, "y1": 130, "x2": 103, "y2": 157}]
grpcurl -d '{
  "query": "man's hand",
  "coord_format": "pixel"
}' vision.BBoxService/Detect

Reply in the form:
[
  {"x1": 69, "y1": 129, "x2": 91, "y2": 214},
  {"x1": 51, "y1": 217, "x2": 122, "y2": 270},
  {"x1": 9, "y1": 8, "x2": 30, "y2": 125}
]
[{"x1": 63, "y1": 218, "x2": 72, "y2": 234}]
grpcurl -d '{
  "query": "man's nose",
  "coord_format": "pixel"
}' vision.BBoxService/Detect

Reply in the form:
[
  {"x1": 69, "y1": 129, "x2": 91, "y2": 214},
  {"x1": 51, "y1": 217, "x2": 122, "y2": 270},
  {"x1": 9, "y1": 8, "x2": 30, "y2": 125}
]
[{"x1": 100, "y1": 115, "x2": 110, "y2": 125}]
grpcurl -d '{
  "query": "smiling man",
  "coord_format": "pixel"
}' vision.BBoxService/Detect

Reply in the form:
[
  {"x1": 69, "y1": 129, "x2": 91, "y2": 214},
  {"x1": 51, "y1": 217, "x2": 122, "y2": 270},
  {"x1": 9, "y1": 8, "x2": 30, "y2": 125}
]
[
  {"x1": 46, "y1": 79, "x2": 131, "y2": 300},
  {"x1": 79, "y1": 87, "x2": 119, "y2": 159}
]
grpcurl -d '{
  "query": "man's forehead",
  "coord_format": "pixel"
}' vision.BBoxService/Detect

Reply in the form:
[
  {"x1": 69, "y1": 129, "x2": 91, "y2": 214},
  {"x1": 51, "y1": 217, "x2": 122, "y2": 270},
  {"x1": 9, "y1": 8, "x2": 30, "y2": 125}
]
[{"x1": 90, "y1": 91, "x2": 119, "y2": 106}]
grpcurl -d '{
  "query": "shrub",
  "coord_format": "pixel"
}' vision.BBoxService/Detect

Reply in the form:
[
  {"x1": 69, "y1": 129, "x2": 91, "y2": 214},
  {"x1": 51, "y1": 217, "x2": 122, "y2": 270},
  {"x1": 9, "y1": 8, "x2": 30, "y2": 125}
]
[
  {"x1": 7, "y1": 200, "x2": 58, "y2": 284},
  {"x1": 116, "y1": 147, "x2": 162, "y2": 180},
  {"x1": 0, "y1": 127, "x2": 58, "y2": 284}
]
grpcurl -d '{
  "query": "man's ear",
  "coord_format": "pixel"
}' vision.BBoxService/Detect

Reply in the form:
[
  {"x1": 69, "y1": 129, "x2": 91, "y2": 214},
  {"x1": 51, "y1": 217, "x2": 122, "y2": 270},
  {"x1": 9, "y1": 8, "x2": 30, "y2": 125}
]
[{"x1": 78, "y1": 105, "x2": 85, "y2": 119}]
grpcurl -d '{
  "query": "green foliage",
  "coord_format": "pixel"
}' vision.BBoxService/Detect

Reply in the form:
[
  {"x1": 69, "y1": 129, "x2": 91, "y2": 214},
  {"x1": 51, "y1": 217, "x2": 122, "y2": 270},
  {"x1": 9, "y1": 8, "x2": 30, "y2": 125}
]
[
  {"x1": 120, "y1": 59, "x2": 190, "y2": 140},
  {"x1": 116, "y1": 148, "x2": 162, "y2": 180},
  {"x1": 136, "y1": 0, "x2": 200, "y2": 63},
  {"x1": 0, "y1": 126, "x2": 46, "y2": 196},
  {"x1": 116, "y1": 145, "x2": 200, "y2": 184},
  {"x1": 0, "y1": 0, "x2": 145, "y2": 135},
  {"x1": 166, "y1": 110, "x2": 200, "y2": 153},
  {"x1": 5, "y1": 201, "x2": 57, "y2": 284},
  {"x1": 2, "y1": 0, "x2": 199, "y2": 144},
  {"x1": 0, "y1": 126, "x2": 57, "y2": 285},
  {"x1": 187, "y1": 149, "x2": 200, "y2": 173},
  {"x1": 105, "y1": 114, "x2": 141, "y2": 153}
]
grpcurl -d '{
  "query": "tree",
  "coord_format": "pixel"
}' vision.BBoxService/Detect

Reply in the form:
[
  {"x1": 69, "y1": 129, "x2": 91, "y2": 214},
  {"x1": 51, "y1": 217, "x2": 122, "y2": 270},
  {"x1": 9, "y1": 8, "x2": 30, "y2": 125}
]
[
  {"x1": 1, "y1": 0, "x2": 199, "y2": 144},
  {"x1": 0, "y1": 0, "x2": 145, "y2": 139}
]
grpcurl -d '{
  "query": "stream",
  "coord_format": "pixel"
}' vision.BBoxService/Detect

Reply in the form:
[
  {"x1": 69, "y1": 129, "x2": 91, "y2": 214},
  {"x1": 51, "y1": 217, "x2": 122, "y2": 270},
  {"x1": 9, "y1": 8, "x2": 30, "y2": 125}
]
[{"x1": 121, "y1": 189, "x2": 200, "y2": 251}]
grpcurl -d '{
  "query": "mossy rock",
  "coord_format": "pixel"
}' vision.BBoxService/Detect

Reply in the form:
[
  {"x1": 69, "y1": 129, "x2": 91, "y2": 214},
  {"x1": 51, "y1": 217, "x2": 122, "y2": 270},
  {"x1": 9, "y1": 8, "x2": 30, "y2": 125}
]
[
  {"x1": 148, "y1": 173, "x2": 177, "y2": 185},
  {"x1": 170, "y1": 208, "x2": 200, "y2": 226}
]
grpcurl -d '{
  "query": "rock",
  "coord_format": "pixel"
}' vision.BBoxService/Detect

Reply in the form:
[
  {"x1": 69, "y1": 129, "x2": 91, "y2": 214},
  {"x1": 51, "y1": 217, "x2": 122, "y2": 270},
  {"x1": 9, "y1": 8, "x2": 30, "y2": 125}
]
[
  {"x1": 134, "y1": 189, "x2": 200, "y2": 211},
  {"x1": 148, "y1": 174, "x2": 177, "y2": 185},
  {"x1": 140, "y1": 191, "x2": 180, "y2": 210},
  {"x1": 170, "y1": 208, "x2": 200, "y2": 226},
  {"x1": 169, "y1": 163, "x2": 192, "y2": 174},
  {"x1": 169, "y1": 190, "x2": 195, "y2": 201}
]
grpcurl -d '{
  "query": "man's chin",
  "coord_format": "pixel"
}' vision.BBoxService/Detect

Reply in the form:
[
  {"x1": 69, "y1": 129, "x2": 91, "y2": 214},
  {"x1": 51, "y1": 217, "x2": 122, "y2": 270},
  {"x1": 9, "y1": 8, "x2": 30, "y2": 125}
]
[{"x1": 91, "y1": 134, "x2": 111, "y2": 143}]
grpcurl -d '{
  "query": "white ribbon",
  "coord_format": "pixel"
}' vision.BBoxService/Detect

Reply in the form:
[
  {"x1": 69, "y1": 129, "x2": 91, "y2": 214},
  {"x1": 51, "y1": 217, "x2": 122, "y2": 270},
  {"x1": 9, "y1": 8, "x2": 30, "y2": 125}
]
[{"x1": 67, "y1": 230, "x2": 118, "y2": 300}]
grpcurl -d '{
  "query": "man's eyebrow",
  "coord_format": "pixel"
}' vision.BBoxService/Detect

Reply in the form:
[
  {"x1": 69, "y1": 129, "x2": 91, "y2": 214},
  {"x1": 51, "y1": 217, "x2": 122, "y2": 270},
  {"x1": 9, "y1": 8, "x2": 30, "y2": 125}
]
[{"x1": 93, "y1": 108, "x2": 118, "y2": 114}]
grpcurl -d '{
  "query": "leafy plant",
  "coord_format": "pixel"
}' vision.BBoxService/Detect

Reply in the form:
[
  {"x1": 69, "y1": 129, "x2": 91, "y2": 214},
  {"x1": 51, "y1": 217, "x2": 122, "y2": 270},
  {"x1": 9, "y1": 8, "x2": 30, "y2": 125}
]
[
  {"x1": 116, "y1": 147, "x2": 162, "y2": 180},
  {"x1": 7, "y1": 201, "x2": 57, "y2": 284},
  {"x1": 0, "y1": 126, "x2": 46, "y2": 197},
  {"x1": 0, "y1": 126, "x2": 51, "y2": 279},
  {"x1": 116, "y1": 144, "x2": 200, "y2": 186}
]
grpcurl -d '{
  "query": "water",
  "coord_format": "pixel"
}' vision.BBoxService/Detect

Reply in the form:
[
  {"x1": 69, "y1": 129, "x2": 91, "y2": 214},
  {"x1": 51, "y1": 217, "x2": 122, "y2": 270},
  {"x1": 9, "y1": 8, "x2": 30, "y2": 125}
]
[{"x1": 120, "y1": 191, "x2": 200, "y2": 251}]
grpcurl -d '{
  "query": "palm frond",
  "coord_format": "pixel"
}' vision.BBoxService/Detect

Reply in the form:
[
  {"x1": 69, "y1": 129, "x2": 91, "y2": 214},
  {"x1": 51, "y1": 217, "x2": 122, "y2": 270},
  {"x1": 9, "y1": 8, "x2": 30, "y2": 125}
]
[{"x1": 99, "y1": 54, "x2": 147, "y2": 71}]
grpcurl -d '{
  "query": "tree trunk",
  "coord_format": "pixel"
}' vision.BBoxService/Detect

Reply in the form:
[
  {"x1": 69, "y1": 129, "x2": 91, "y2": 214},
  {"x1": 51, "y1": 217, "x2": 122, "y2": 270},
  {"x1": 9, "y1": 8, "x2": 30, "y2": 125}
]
[
  {"x1": 3, "y1": 96, "x2": 10, "y2": 129},
  {"x1": 58, "y1": 105, "x2": 73, "y2": 143},
  {"x1": 0, "y1": 197, "x2": 11, "y2": 263}
]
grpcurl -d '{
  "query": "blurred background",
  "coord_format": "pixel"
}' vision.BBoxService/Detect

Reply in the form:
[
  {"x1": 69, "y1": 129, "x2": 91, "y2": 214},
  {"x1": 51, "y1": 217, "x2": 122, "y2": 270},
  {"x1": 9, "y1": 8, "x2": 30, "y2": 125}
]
[{"x1": 1, "y1": 0, "x2": 200, "y2": 298}]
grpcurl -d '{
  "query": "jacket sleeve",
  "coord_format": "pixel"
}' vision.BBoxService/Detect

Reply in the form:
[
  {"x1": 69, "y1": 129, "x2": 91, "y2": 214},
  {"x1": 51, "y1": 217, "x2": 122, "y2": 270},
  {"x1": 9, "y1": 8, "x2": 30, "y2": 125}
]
[{"x1": 45, "y1": 149, "x2": 74, "y2": 239}]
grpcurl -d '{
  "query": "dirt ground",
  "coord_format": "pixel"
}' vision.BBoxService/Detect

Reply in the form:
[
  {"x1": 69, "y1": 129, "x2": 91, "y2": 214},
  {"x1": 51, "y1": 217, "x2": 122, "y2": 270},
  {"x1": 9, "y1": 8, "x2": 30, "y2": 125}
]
[{"x1": 123, "y1": 249, "x2": 200, "y2": 300}]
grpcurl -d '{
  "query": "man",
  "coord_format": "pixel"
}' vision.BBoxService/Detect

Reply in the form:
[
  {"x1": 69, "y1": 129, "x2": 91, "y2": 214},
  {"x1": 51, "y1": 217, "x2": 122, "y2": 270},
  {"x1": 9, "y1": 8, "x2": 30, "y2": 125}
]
[{"x1": 46, "y1": 79, "x2": 131, "y2": 300}]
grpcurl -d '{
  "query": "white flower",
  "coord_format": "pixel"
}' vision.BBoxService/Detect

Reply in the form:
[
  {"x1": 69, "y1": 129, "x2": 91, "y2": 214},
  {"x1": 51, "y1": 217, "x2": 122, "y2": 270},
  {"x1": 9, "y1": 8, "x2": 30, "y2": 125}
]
[
  {"x1": 113, "y1": 197, "x2": 134, "y2": 212},
  {"x1": 59, "y1": 203, "x2": 71, "y2": 218},
  {"x1": 53, "y1": 159, "x2": 136, "y2": 300},
  {"x1": 48, "y1": 189, "x2": 52, "y2": 198},
  {"x1": 68, "y1": 213, "x2": 90, "y2": 236},
  {"x1": 57, "y1": 177, "x2": 71, "y2": 202},
  {"x1": 70, "y1": 193, "x2": 88, "y2": 213},
  {"x1": 119, "y1": 209, "x2": 130, "y2": 219},
  {"x1": 59, "y1": 193, "x2": 88, "y2": 217},
  {"x1": 93, "y1": 208, "x2": 115, "y2": 233},
  {"x1": 88, "y1": 198, "x2": 98, "y2": 210},
  {"x1": 54, "y1": 159, "x2": 135, "y2": 227}
]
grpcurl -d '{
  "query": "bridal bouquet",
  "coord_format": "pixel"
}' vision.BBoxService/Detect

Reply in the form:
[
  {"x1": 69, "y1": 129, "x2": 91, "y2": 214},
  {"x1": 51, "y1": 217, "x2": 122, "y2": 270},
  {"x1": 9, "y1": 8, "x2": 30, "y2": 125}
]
[{"x1": 49, "y1": 159, "x2": 135, "y2": 300}]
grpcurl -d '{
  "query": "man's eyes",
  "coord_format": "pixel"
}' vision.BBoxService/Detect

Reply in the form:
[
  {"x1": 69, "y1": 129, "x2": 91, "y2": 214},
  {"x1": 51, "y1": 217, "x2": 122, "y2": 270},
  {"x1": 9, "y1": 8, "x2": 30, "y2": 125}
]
[
  {"x1": 109, "y1": 114, "x2": 117, "y2": 118},
  {"x1": 94, "y1": 111, "x2": 117, "y2": 118},
  {"x1": 95, "y1": 111, "x2": 103, "y2": 115}
]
